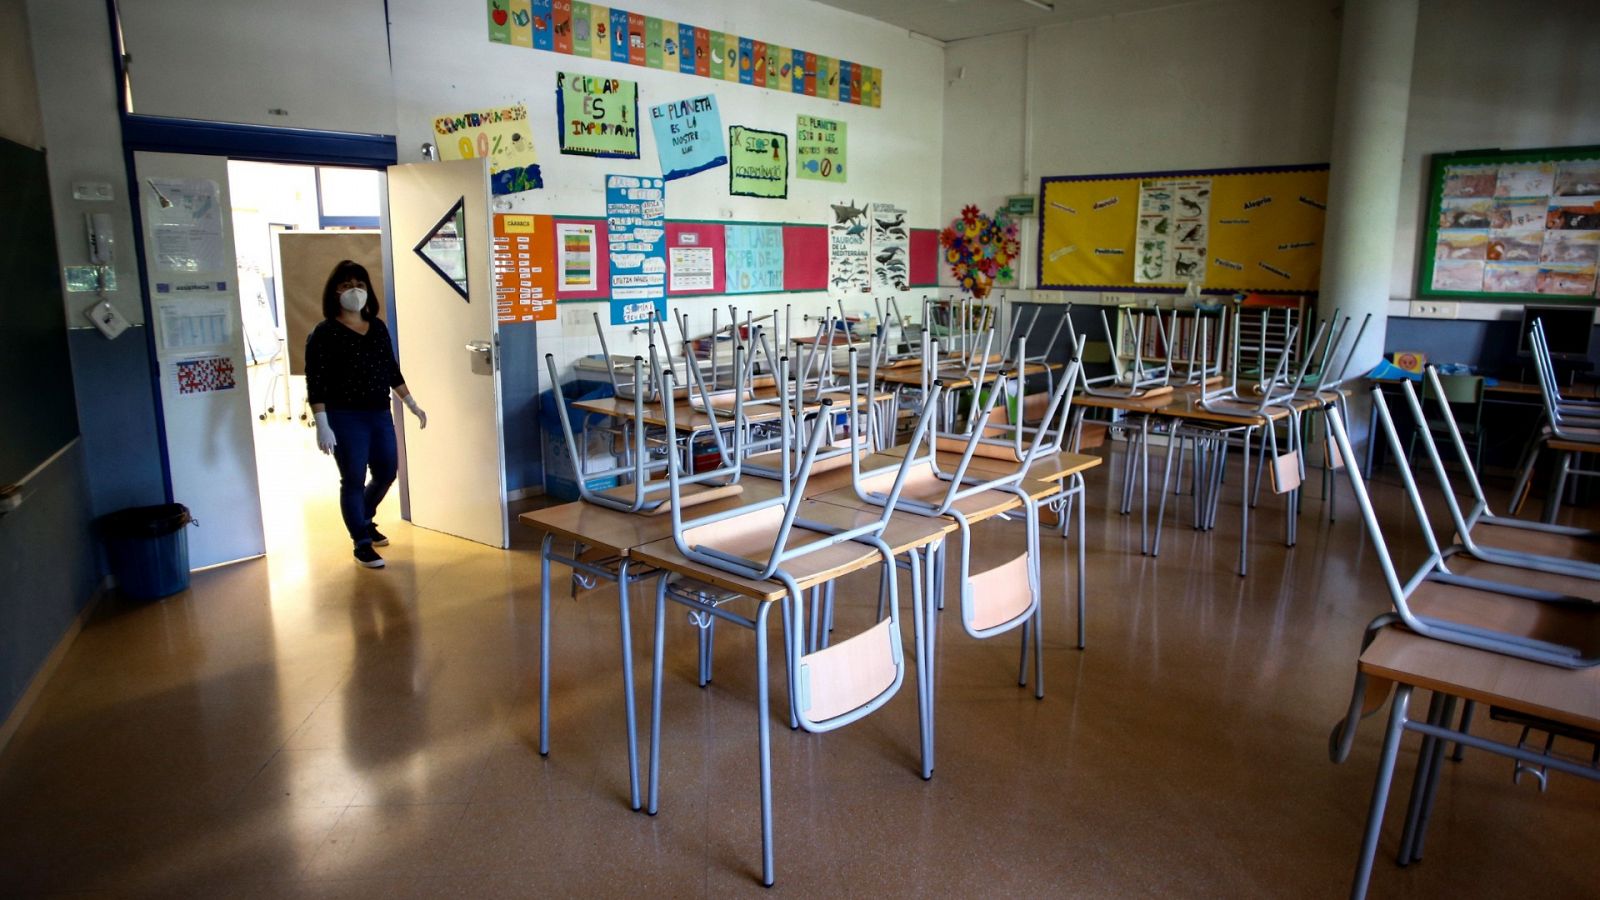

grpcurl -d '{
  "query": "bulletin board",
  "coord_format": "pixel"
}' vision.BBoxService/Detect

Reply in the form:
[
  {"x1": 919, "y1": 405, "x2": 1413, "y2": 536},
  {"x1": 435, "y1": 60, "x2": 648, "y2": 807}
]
[
  {"x1": 1037, "y1": 164, "x2": 1329, "y2": 293},
  {"x1": 277, "y1": 231, "x2": 385, "y2": 375},
  {"x1": 1417, "y1": 144, "x2": 1600, "y2": 303}
]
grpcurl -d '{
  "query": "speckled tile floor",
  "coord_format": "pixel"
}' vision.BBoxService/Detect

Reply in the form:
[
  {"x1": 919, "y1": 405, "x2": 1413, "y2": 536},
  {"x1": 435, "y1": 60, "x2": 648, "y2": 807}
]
[{"x1": 2, "y1": 422, "x2": 1597, "y2": 897}]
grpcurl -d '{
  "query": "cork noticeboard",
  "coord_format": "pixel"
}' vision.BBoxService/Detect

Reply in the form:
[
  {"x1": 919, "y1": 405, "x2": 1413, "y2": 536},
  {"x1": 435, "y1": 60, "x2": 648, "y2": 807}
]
[{"x1": 278, "y1": 231, "x2": 384, "y2": 375}]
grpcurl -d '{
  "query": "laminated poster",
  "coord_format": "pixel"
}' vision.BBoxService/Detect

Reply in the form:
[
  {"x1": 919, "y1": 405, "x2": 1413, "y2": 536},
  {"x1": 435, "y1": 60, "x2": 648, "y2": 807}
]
[
  {"x1": 796, "y1": 114, "x2": 846, "y2": 182},
  {"x1": 146, "y1": 178, "x2": 225, "y2": 274},
  {"x1": 728, "y1": 126, "x2": 788, "y2": 199},
  {"x1": 668, "y1": 246, "x2": 714, "y2": 292},
  {"x1": 557, "y1": 222, "x2": 598, "y2": 291},
  {"x1": 1134, "y1": 178, "x2": 1209, "y2": 285},
  {"x1": 605, "y1": 174, "x2": 666, "y2": 324},
  {"x1": 868, "y1": 203, "x2": 908, "y2": 292},
  {"x1": 432, "y1": 103, "x2": 543, "y2": 195},
  {"x1": 174, "y1": 355, "x2": 237, "y2": 395},
  {"x1": 827, "y1": 199, "x2": 870, "y2": 297},
  {"x1": 724, "y1": 224, "x2": 784, "y2": 294},
  {"x1": 556, "y1": 71, "x2": 640, "y2": 158},
  {"x1": 648, "y1": 94, "x2": 727, "y2": 181}
]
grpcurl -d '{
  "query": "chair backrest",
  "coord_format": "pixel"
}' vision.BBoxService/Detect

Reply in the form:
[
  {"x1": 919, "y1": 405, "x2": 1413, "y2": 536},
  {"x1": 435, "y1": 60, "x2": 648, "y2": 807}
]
[
  {"x1": 1423, "y1": 373, "x2": 1484, "y2": 409},
  {"x1": 1328, "y1": 394, "x2": 1600, "y2": 669}
]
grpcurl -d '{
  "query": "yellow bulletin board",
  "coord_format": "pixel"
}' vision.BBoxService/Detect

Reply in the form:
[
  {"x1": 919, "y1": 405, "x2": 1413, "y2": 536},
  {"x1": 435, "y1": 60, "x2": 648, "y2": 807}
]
[{"x1": 1038, "y1": 164, "x2": 1329, "y2": 293}]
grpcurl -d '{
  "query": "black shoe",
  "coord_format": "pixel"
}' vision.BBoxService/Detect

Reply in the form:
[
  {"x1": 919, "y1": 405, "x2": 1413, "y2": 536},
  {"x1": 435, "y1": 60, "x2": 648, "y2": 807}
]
[
  {"x1": 369, "y1": 524, "x2": 390, "y2": 547},
  {"x1": 354, "y1": 543, "x2": 385, "y2": 568}
]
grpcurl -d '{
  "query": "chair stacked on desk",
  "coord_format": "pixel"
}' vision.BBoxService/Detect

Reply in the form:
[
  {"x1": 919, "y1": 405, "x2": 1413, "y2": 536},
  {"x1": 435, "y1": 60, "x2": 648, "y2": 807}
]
[
  {"x1": 1322, "y1": 368, "x2": 1600, "y2": 898},
  {"x1": 1509, "y1": 319, "x2": 1600, "y2": 522}
]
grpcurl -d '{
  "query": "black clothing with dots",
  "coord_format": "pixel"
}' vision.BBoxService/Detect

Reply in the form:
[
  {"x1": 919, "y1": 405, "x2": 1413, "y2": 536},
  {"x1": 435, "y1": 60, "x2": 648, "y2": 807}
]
[{"x1": 305, "y1": 318, "x2": 406, "y2": 411}]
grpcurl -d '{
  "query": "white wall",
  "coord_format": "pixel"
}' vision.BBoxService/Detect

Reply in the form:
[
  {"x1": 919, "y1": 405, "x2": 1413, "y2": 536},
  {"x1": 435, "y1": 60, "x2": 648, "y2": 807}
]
[
  {"x1": 941, "y1": 0, "x2": 1600, "y2": 322},
  {"x1": 387, "y1": 0, "x2": 946, "y2": 374},
  {"x1": 0, "y1": 0, "x2": 45, "y2": 149},
  {"x1": 1389, "y1": 0, "x2": 1600, "y2": 310}
]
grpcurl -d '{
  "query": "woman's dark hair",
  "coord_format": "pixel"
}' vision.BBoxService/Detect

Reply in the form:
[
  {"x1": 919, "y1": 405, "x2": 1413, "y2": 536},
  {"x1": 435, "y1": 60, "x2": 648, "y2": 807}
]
[{"x1": 321, "y1": 259, "x2": 381, "y2": 320}]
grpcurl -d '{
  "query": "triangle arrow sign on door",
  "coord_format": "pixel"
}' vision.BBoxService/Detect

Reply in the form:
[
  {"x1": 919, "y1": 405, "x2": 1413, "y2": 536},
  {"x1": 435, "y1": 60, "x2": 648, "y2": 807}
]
[{"x1": 413, "y1": 197, "x2": 470, "y2": 301}]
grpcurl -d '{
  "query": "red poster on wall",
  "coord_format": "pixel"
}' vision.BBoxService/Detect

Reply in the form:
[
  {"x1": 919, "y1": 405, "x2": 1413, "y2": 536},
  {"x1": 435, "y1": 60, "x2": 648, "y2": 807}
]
[
  {"x1": 552, "y1": 0, "x2": 572, "y2": 54},
  {"x1": 493, "y1": 213, "x2": 558, "y2": 322},
  {"x1": 627, "y1": 13, "x2": 647, "y2": 65}
]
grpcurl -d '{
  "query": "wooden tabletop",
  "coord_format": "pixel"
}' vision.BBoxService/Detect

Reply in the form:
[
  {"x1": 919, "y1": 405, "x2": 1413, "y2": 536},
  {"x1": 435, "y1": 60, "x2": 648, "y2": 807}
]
[
  {"x1": 1073, "y1": 383, "x2": 1316, "y2": 426},
  {"x1": 859, "y1": 361, "x2": 1059, "y2": 389},
  {"x1": 516, "y1": 478, "x2": 783, "y2": 557},
  {"x1": 573, "y1": 389, "x2": 891, "y2": 434},
  {"x1": 1359, "y1": 627, "x2": 1600, "y2": 733}
]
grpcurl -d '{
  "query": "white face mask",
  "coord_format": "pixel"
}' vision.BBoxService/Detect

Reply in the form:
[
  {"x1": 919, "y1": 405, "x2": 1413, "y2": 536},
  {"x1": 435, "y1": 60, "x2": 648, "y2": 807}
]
[{"x1": 339, "y1": 287, "x2": 368, "y2": 312}]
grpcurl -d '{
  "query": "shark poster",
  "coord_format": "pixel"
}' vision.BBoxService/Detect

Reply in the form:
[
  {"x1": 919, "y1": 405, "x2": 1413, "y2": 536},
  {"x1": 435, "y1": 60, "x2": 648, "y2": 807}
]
[{"x1": 828, "y1": 199, "x2": 870, "y2": 297}]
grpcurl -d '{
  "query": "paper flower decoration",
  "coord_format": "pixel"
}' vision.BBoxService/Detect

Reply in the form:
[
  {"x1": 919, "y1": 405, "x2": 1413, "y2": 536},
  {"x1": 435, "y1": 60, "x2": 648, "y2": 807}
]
[{"x1": 938, "y1": 206, "x2": 1021, "y2": 299}]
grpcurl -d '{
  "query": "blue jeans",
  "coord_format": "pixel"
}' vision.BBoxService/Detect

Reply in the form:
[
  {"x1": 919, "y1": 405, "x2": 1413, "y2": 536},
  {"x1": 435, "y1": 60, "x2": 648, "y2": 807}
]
[{"x1": 327, "y1": 408, "x2": 398, "y2": 545}]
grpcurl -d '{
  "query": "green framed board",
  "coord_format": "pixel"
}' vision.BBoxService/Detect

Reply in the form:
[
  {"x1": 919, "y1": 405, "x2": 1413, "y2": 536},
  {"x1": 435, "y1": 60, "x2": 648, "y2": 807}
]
[{"x1": 1418, "y1": 144, "x2": 1600, "y2": 304}]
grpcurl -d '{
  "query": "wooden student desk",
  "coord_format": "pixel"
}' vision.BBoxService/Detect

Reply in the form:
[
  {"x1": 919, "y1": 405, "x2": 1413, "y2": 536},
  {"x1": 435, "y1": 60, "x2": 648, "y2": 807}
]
[
  {"x1": 1339, "y1": 626, "x2": 1600, "y2": 898},
  {"x1": 517, "y1": 479, "x2": 784, "y2": 809}
]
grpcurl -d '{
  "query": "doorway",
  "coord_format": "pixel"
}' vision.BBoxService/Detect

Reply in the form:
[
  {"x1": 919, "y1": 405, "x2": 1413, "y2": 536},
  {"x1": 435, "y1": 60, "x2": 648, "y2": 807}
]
[{"x1": 224, "y1": 160, "x2": 388, "y2": 554}]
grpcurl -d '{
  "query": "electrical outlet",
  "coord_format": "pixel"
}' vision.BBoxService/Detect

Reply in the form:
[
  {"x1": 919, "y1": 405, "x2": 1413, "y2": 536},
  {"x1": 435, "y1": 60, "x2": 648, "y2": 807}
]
[{"x1": 1408, "y1": 300, "x2": 1459, "y2": 319}]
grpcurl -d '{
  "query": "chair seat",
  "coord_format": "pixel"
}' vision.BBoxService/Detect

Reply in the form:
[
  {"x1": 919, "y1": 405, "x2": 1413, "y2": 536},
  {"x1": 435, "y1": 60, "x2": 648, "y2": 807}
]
[
  {"x1": 1465, "y1": 521, "x2": 1600, "y2": 566},
  {"x1": 595, "y1": 480, "x2": 742, "y2": 515},
  {"x1": 1447, "y1": 556, "x2": 1600, "y2": 603},
  {"x1": 1409, "y1": 578, "x2": 1600, "y2": 659},
  {"x1": 681, "y1": 505, "x2": 883, "y2": 593},
  {"x1": 745, "y1": 448, "x2": 855, "y2": 476},
  {"x1": 857, "y1": 462, "x2": 1021, "y2": 522}
]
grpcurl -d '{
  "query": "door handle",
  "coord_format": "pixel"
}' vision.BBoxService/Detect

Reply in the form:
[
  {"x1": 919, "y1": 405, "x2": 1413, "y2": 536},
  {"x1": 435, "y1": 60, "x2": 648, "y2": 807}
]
[{"x1": 465, "y1": 340, "x2": 492, "y2": 355}]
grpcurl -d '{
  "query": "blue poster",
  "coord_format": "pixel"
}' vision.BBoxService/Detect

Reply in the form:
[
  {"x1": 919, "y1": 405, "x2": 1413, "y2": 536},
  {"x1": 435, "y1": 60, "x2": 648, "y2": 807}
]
[
  {"x1": 648, "y1": 94, "x2": 727, "y2": 181},
  {"x1": 678, "y1": 24, "x2": 695, "y2": 74},
  {"x1": 724, "y1": 224, "x2": 784, "y2": 294},
  {"x1": 605, "y1": 174, "x2": 667, "y2": 325},
  {"x1": 531, "y1": 0, "x2": 553, "y2": 50},
  {"x1": 609, "y1": 8, "x2": 629, "y2": 62}
]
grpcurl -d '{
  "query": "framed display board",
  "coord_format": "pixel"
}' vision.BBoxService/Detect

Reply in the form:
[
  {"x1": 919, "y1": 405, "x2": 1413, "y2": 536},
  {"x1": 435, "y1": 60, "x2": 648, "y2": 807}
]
[
  {"x1": 1418, "y1": 144, "x2": 1600, "y2": 303},
  {"x1": 1037, "y1": 163, "x2": 1329, "y2": 293}
]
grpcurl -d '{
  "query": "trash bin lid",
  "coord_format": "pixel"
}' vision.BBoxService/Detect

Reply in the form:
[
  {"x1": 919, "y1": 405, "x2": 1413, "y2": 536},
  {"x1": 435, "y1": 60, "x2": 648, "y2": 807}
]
[{"x1": 97, "y1": 503, "x2": 192, "y2": 538}]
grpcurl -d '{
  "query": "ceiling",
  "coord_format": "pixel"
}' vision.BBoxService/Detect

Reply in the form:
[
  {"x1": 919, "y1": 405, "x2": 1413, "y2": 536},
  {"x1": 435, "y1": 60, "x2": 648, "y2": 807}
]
[{"x1": 809, "y1": 0, "x2": 1208, "y2": 43}]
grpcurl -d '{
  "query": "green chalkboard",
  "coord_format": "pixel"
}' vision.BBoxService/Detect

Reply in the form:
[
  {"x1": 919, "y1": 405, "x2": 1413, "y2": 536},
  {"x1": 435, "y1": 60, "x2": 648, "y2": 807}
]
[{"x1": 1, "y1": 137, "x2": 79, "y2": 485}]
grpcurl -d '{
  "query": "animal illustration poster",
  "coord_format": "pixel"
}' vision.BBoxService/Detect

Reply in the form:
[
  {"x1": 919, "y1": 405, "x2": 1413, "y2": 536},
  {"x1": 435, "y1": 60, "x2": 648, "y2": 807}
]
[
  {"x1": 828, "y1": 200, "x2": 870, "y2": 296},
  {"x1": 728, "y1": 126, "x2": 788, "y2": 199},
  {"x1": 605, "y1": 174, "x2": 666, "y2": 324},
  {"x1": 796, "y1": 115, "x2": 846, "y2": 182},
  {"x1": 724, "y1": 224, "x2": 784, "y2": 294},
  {"x1": 1134, "y1": 178, "x2": 1209, "y2": 285},
  {"x1": 174, "y1": 355, "x2": 236, "y2": 395},
  {"x1": 432, "y1": 104, "x2": 543, "y2": 195},
  {"x1": 868, "y1": 203, "x2": 908, "y2": 291},
  {"x1": 648, "y1": 94, "x2": 726, "y2": 181},
  {"x1": 556, "y1": 72, "x2": 640, "y2": 158}
]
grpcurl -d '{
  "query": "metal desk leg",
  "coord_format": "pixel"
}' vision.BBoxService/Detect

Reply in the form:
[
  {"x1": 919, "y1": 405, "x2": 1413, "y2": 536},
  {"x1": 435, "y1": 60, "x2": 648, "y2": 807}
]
[
  {"x1": 646, "y1": 576, "x2": 668, "y2": 816},
  {"x1": 1154, "y1": 426, "x2": 1180, "y2": 558},
  {"x1": 1351, "y1": 685, "x2": 1414, "y2": 900},
  {"x1": 1397, "y1": 691, "x2": 1446, "y2": 866},
  {"x1": 616, "y1": 560, "x2": 642, "y2": 811},
  {"x1": 1075, "y1": 474, "x2": 1088, "y2": 650},
  {"x1": 538, "y1": 532, "x2": 554, "y2": 757},
  {"x1": 908, "y1": 546, "x2": 933, "y2": 780},
  {"x1": 1239, "y1": 428, "x2": 1252, "y2": 577},
  {"x1": 1406, "y1": 695, "x2": 1457, "y2": 866},
  {"x1": 755, "y1": 599, "x2": 776, "y2": 887},
  {"x1": 1140, "y1": 415, "x2": 1151, "y2": 555}
]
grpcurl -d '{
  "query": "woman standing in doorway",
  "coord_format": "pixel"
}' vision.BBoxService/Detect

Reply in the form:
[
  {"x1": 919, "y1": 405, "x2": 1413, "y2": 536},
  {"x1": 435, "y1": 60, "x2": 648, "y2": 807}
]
[{"x1": 306, "y1": 259, "x2": 427, "y2": 568}]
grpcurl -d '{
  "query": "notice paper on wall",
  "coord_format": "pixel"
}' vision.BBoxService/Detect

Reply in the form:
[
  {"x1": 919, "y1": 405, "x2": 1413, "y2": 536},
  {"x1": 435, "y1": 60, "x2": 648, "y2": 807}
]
[
  {"x1": 173, "y1": 354, "x2": 237, "y2": 395},
  {"x1": 146, "y1": 178, "x2": 226, "y2": 274},
  {"x1": 557, "y1": 72, "x2": 641, "y2": 158},
  {"x1": 605, "y1": 174, "x2": 666, "y2": 324},
  {"x1": 432, "y1": 103, "x2": 543, "y2": 195},
  {"x1": 557, "y1": 222, "x2": 598, "y2": 291},
  {"x1": 648, "y1": 94, "x2": 727, "y2": 181},
  {"x1": 669, "y1": 246, "x2": 715, "y2": 292},
  {"x1": 728, "y1": 126, "x2": 788, "y2": 199},
  {"x1": 796, "y1": 114, "x2": 846, "y2": 182},
  {"x1": 1134, "y1": 178, "x2": 1210, "y2": 285},
  {"x1": 724, "y1": 224, "x2": 784, "y2": 294},
  {"x1": 493, "y1": 213, "x2": 558, "y2": 322},
  {"x1": 157, "y1": 297, "x2": 232, "y2": 352}
]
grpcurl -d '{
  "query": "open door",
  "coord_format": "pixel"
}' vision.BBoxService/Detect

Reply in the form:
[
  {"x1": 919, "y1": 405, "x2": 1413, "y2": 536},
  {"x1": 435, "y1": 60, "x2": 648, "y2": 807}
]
[
  {"x1": 134, "y1": 151, "x2": 265, "y2": 568},
  {"x1": 386, "y1": 159, "x2": 508, "y2": 547}
]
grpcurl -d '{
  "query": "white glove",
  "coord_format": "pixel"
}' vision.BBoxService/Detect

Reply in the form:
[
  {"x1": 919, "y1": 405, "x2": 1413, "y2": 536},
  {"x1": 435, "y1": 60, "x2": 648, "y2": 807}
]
[
  {"x1": 313, "y1": 411, "x2": 337, "y2": 454},
  {"x1": 404, "y1": 395, "x2": 428, "y2": 429}
]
